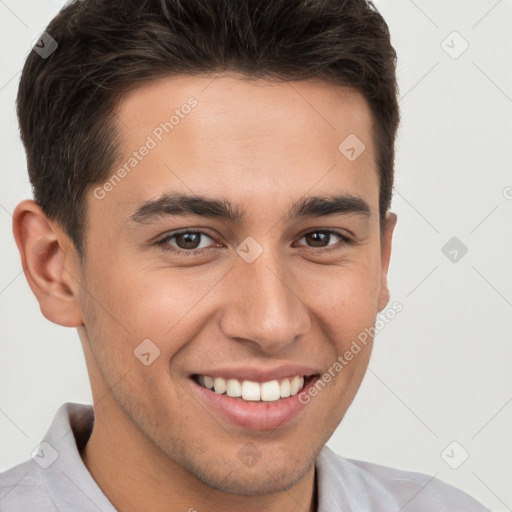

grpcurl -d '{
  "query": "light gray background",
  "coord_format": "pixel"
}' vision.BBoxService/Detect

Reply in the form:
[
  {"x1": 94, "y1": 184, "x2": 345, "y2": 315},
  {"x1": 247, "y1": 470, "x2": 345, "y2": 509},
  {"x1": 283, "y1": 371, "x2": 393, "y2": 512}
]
[{"x1": 1, "y1": 1, "x2": 511, "y2": 510}]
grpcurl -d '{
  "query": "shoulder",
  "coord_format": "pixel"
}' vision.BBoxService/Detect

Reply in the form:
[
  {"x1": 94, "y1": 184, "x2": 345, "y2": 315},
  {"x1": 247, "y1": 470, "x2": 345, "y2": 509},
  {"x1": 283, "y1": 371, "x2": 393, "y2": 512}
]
[
  {"x1": 317, "y1": 446, "x2": 491, "y2": 511},
  {"x1": 0, "y1": 459, "x2": 57, "y2": 511}
]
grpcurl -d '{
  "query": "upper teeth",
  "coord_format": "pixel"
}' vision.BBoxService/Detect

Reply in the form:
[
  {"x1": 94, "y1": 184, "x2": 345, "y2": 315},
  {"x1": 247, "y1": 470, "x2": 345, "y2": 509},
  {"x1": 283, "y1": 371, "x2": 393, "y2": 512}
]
[{"x1": 199, "y1": 375, "x2": 306, "y2": 402}]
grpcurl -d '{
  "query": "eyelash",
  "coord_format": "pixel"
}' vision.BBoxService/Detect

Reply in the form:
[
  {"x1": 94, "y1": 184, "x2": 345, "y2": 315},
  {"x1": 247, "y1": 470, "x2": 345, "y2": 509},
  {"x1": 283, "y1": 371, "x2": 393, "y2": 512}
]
[{"x1": 155, "y1": 229, "x2": 354, "y2": 256}]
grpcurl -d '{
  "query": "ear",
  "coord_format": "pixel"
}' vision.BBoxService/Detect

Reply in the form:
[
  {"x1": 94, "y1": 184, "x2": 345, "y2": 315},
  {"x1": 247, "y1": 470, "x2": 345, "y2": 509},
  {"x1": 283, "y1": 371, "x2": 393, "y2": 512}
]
[
  {"x1": 377, "y1": 211, "x2": 397, "y2": 312},
  {"x1": 12, "y1": 199, "x2": 84, "y2": 327}
]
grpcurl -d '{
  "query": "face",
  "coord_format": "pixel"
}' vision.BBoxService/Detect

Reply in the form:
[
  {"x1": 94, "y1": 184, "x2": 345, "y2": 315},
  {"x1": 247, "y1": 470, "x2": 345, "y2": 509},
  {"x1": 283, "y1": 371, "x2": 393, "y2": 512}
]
[{"x1": 74, "y1": 74, "x2": 395, "y2": 495}]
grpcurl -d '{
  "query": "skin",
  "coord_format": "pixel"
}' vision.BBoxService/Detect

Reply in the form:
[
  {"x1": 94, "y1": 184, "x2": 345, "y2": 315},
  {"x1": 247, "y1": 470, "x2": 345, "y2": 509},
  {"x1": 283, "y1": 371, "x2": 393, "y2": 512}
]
[{"x1": 13, "y1": 74, "x2": 397, "y2": 512}]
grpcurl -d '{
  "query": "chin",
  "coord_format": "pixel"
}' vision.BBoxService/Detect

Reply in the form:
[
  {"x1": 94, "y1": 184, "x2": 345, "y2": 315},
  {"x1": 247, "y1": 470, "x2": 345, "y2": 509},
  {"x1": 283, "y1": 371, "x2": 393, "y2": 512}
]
[
  {"x1": 197, "y1": 442, "x2": 318, "y2": 496},
  {"x1": 193, "y1": 460, "x2": 311, "y2": 496}
]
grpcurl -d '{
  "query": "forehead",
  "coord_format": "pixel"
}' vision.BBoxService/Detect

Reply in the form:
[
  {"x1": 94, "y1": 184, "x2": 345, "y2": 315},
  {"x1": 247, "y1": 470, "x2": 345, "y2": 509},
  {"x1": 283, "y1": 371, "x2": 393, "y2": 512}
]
[
  {"x1": 95, "y1": 74, "x2": 378, "y2": 223},
  {"x1": 117, "y1": 72, "x2": 372, "y2": 123}
]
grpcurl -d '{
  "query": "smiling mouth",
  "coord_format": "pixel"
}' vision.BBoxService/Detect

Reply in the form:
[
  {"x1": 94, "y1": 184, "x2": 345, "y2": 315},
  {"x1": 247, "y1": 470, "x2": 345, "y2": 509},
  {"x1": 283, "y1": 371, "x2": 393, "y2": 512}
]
[{"x1": 191, "y1": 374, "x2": 319, "y2": 402}]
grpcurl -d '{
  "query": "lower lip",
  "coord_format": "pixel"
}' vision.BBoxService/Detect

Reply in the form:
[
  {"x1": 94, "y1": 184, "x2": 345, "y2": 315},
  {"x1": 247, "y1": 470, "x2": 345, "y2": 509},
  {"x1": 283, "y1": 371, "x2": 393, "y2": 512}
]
[{"x1": 189, "y1": 376, "x2": 320, "y2": 431}]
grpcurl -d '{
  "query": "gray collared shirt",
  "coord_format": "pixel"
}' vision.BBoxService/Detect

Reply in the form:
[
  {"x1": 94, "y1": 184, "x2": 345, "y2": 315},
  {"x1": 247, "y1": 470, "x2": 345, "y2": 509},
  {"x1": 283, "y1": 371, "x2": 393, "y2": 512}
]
[{"x1": 0, "y1": 402, "x2": 490, "y2": 511}]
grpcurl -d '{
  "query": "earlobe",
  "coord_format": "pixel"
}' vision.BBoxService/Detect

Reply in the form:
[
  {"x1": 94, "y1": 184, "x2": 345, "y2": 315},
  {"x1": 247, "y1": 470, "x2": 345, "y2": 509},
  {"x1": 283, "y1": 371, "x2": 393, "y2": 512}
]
[
  {"x1": 12, "y1": 199, "x2": 84, "y2": 327},
  {"x1": 377, "y1": 212, "x2": 397, "y2": 312}
]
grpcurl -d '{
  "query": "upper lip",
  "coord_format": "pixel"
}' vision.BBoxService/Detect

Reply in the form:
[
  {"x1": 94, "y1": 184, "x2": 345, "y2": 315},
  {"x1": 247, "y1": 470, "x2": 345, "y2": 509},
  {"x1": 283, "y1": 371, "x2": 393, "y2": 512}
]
[{"x1": 190, "y1": 365, "x2": 322, "y2": 383}]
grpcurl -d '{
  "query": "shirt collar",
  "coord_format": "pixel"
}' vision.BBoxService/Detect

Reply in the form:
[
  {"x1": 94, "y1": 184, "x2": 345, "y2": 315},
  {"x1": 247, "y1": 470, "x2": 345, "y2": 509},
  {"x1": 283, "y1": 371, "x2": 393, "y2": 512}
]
[
  {"x1": 39, "y1": 402, "x2": 117, "y2": 511},
  {"x1": 39, "y1": 401, "x2": 374, "y2": 512}
]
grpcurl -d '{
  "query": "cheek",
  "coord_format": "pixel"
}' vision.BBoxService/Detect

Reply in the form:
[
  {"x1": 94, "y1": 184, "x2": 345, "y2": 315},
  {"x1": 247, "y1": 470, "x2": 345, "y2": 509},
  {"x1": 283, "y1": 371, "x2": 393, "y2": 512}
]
[
  {"x1": 301, "y1": 253, "x2": 382, "y2": 331},
  {"x1": 95, "y1": 267, "x2": 223, "y2": 357}
]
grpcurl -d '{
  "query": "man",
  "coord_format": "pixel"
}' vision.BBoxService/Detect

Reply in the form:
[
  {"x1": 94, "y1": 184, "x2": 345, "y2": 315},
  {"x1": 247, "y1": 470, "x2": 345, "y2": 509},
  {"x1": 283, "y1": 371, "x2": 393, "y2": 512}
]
[{"x1": 0, "y1": 0, "x2": 491, "y2": 510}]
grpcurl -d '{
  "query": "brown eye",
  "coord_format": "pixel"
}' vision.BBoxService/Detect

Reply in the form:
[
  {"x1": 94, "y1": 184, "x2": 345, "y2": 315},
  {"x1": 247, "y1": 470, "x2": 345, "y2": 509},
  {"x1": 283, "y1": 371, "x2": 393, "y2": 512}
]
[
  {"x1": 296, "y1": 230, "x2": 351, "y2": 249},
  {"x1": 174, "y1": 232, "x2": 203, "y2": 250},
  {"x1": 304, "y1": 232, "x2": 330, "y2": 247},
  {"x1": 157, "y1": 230, "x2": 216, "y2": 254}
]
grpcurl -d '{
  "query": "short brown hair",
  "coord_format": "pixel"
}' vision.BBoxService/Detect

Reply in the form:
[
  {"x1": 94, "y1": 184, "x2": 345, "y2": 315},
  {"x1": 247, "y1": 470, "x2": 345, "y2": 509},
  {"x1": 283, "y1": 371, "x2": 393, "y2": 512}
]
[{"x1": 17, "y1": 0, "x2": 399, "y2": 257}]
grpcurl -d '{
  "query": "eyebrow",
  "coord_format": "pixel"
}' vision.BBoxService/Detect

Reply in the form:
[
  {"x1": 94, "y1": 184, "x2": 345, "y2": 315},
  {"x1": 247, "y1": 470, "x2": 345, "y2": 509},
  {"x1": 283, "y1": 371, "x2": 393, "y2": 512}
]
[{"x1": 127, "y1": 192, "x2": 371, "y2": 225}]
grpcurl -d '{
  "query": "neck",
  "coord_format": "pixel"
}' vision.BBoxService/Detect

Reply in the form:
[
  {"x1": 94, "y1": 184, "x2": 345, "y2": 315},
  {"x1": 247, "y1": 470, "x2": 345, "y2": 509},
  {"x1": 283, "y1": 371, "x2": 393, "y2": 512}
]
[{"x1": 79, "y1": 398, "x2": 318, "y2": 512}]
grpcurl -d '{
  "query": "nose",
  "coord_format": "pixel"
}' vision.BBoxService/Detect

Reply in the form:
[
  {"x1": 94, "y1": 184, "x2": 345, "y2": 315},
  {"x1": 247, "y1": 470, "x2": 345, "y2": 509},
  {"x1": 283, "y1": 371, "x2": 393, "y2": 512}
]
[{"x1": 219, "y1": 246, "x2": 311, "y2": 354}]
